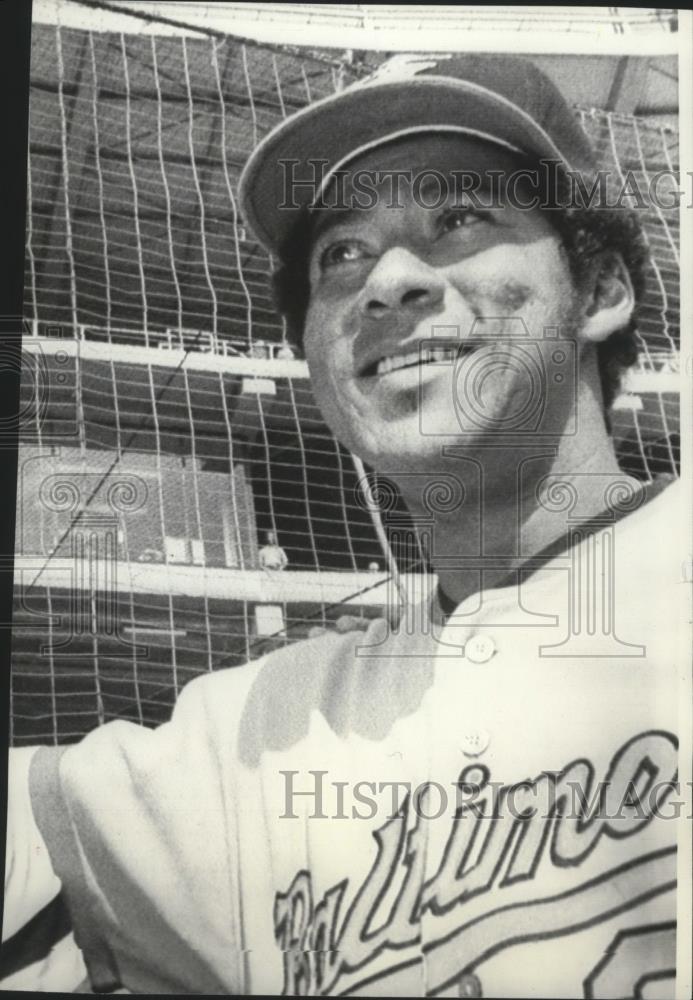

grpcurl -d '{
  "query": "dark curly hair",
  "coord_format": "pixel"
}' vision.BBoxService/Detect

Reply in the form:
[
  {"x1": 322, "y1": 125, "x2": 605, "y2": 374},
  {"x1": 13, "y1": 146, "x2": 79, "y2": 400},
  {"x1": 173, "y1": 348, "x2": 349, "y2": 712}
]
[{"x1": 270, "y1": 192, "x2": 650, "y2": 413}]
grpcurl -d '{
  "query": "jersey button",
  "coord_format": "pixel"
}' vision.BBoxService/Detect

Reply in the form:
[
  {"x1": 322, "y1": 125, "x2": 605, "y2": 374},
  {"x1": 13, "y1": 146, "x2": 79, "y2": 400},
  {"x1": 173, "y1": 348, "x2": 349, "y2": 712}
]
[
  {"x1": 465, "y1": 634, "x2": 496, "y2": 663},
  {"x1": 461, "y1": 728, "x2": 490, "y2": 758},
  {"x1": 457, "y1": 971, "x2": 482, "y2": 997}
]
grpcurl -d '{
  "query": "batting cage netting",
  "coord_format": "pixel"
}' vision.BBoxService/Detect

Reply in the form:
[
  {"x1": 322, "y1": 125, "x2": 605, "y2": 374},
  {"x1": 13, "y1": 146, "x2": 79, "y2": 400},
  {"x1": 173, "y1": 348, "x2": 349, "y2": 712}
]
[{"x1": 13, "y1": 6, "x2": 680, "y2": 744}]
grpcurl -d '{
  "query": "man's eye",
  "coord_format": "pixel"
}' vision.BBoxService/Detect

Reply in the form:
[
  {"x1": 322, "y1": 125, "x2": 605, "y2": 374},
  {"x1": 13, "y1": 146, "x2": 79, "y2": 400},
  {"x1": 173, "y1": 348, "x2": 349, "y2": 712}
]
[
  {"x1": 319, "y1": 241, "x2": 368, "y2": 269},
  {"x1": 439, "y1": 206, "x2": 487, "y2": 234}
]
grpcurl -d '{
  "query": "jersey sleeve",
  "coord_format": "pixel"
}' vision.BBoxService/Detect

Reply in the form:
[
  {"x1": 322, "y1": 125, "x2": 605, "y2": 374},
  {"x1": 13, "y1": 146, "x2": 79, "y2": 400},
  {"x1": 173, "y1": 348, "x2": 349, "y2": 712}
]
[
  {"x1": 27, "y1": 670, "x2": 246, "y2": 994},
  {"x1": 3, "y1": 747, "x2": 63, "y2": 943}
]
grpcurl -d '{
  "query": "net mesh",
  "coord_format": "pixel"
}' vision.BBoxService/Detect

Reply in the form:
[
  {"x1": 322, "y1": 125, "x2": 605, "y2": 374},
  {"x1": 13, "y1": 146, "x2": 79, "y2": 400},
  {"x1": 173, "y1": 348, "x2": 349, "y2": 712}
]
[{"x1": 13, "y1": 15, "x2": 680, "y2": 745}]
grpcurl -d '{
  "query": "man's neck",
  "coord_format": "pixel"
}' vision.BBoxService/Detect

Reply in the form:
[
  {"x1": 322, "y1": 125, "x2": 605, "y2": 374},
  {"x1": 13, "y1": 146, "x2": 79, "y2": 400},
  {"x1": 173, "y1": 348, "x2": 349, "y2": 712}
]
[{"x1": 396, "y1": 398, "x2": 638, "y2": 609}]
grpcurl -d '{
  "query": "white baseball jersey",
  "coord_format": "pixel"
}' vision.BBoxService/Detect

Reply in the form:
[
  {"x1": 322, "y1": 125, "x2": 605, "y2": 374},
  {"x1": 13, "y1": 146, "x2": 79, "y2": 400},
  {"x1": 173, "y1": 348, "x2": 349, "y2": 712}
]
[{"x1": 5, "y1": 479, "x2": 685, "y2": 996}]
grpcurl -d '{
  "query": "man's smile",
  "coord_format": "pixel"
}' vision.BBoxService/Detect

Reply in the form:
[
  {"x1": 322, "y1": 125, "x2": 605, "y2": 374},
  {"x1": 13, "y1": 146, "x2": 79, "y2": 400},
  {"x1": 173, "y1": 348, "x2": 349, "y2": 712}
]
[{"x1": 359, "y1": 342, "x2": 479, "y2": 379}]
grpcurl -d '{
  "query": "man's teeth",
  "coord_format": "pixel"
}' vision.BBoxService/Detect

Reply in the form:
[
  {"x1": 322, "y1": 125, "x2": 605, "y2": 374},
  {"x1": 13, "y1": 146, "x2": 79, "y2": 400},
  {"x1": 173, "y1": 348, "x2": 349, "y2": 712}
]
[{"x1": 375, "y1": 345, "x2": 466, "y2": 376}]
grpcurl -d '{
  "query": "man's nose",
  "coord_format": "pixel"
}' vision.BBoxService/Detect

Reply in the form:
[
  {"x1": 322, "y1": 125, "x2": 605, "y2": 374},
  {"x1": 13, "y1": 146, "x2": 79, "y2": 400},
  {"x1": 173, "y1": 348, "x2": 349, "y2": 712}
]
[{"x1": 357, "y1": 247, "x2": 445, "y2": 321}]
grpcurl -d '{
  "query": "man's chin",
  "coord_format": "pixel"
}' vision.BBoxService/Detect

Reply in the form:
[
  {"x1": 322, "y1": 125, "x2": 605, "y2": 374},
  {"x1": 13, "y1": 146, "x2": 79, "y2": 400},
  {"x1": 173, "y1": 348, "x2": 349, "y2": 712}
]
[
  {"x1": 360, "y1": 420, "x2": 541, "y2": 476},
  {"x1": 357, "y1": 433, "x2": 478, "y2": 476}
]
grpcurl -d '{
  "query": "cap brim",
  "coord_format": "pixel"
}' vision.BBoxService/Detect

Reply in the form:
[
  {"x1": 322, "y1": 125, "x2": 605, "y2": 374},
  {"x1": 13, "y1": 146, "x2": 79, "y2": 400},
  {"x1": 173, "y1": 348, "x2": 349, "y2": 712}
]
[{"x1": 239, "y1": 76, "x2": 583, "y2": 256}]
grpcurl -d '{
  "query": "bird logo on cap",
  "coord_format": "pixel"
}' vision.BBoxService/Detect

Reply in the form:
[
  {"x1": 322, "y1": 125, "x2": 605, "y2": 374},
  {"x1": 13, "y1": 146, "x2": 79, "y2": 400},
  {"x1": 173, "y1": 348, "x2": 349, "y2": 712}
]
[{"x1": 350, "y1": 52, "x2": 453, "y2": 89}]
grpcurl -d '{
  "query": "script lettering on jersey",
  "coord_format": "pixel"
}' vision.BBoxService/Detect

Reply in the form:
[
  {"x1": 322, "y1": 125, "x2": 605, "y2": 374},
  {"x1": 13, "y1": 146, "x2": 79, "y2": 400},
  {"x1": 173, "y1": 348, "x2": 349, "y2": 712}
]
[{"x1": 273, "y1": 730, "x2": 677, "y2": 997}]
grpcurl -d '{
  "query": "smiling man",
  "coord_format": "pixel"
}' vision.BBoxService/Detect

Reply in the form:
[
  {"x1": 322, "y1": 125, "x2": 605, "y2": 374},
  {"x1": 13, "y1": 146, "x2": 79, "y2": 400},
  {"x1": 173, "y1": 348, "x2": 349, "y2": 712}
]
[
  {"x1": 281, "y1": 129, "x2": 646, "y2": 608},
  {"x1": 3, "y1": 55, "x2": 684, "y2": 997}
]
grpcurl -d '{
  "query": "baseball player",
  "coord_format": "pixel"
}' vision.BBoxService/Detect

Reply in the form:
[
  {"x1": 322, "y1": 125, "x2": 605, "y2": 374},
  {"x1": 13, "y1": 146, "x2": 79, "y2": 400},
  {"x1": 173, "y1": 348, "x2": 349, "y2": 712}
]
[{"x1": 3, "y1": 55, "x2": 685, "y2": 997}]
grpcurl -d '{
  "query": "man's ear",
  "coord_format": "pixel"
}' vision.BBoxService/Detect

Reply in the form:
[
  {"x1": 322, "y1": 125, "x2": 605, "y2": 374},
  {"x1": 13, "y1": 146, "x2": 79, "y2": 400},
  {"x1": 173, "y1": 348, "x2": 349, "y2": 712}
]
[{"x1": 581, "y1": 253, "x2": 635, "y2": 343}]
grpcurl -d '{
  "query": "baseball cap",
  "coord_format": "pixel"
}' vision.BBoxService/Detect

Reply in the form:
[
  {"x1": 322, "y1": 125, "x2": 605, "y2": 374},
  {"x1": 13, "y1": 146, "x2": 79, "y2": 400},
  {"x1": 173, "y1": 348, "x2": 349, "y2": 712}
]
[{"x1": 238, "y1": 54, "x2": 598, "y2": 256}]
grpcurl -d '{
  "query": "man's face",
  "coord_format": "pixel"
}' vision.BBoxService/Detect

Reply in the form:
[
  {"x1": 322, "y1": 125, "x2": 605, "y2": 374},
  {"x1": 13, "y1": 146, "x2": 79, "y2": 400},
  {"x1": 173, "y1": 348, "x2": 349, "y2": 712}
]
[{"x1": 302, "y1": 134, "x2": 581, "y2": 473}]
